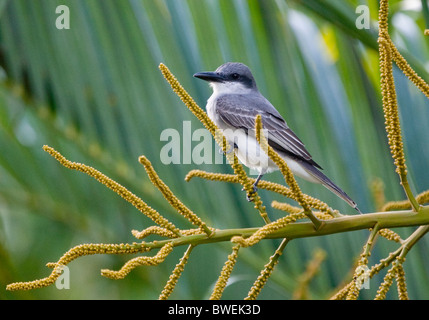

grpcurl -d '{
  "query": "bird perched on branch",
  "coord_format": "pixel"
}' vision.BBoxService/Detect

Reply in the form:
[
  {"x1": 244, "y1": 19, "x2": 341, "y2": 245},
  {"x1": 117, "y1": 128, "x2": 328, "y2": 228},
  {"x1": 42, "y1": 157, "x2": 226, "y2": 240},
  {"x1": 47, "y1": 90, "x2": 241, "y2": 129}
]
[{"x1": 194, "y1": 62, "x2": 361, "y2": 213}]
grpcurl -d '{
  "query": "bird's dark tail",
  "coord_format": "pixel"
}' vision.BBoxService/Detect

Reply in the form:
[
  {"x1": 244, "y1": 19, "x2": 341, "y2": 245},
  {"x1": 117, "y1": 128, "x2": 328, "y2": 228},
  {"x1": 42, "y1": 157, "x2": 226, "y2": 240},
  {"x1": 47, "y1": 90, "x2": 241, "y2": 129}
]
[{"x1": 300, "y1": 161, "x2": 361, "y2": 214}]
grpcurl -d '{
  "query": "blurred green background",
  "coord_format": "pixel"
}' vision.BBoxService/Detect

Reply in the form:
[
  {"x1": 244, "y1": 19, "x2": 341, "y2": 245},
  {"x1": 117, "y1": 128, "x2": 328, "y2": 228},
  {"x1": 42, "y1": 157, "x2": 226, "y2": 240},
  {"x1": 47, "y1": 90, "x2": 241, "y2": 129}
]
[{"x1": 1, "y1": 0, "x2": 429, "y2": 299}]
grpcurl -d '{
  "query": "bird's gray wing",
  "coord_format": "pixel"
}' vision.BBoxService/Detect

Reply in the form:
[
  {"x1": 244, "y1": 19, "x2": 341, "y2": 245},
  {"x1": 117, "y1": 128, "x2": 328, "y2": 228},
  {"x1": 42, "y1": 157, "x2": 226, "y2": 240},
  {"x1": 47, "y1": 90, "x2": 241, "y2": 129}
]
[{"x1": 215, "y1": 94, "x2": 322, "y2": 169}]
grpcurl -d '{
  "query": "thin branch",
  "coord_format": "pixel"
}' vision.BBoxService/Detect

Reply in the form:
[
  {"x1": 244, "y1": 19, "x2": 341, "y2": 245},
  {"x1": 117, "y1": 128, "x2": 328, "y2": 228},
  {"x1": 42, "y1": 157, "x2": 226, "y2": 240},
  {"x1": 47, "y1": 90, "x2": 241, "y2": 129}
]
[{"x1": 117, "y1": 207, "x2": 429, "y2": 251}]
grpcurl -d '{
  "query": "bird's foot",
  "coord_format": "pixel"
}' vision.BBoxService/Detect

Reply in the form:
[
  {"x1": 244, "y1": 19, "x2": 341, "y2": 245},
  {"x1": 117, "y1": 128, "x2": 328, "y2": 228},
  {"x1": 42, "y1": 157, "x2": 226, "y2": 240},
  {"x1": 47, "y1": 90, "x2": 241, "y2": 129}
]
[
  {"x1": 219, "y1": 143, "x2": 238, "y2": 155},
  {"x1": 243, "y1": 184, "x2": 258, "y2": 202}
]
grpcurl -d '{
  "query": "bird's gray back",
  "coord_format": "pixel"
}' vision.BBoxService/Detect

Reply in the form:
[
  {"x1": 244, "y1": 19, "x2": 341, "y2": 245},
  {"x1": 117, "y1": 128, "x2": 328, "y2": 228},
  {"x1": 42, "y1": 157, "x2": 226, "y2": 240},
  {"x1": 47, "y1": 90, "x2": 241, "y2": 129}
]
[{"x1": 214, "y1": 93, "x2": 321, "y2": 168}]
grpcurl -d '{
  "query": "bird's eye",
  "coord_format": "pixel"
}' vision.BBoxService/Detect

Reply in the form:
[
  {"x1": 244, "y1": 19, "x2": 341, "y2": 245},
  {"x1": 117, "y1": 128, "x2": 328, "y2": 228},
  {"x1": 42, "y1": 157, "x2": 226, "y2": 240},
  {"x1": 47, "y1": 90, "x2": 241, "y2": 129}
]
[{"x1": 231, "y1": 73, "x2": 240, "y2": 80}]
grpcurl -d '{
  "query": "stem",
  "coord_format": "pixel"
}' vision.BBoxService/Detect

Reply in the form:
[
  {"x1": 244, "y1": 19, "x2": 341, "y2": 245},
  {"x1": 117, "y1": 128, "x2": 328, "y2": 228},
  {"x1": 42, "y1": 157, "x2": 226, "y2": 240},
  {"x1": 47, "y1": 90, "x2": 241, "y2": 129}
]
[
  {"x1": 363, "y1": 224, "x2": 381, "y2": 257},
  {"x1": 370, "y1": 225, "x2": 429, "y2": 278},
  {"x1": 401, "y1": 175, "x2": 420, "y2": 212},
  {"x1": 400, "y1": 225, "x2": 429, "y2": 257},
  {"x1": 142, "y1": 207, "x2": 429, "y2": 250},
  {"x1": 306, "y1": 211, "x2": 325, "y2": 231}
]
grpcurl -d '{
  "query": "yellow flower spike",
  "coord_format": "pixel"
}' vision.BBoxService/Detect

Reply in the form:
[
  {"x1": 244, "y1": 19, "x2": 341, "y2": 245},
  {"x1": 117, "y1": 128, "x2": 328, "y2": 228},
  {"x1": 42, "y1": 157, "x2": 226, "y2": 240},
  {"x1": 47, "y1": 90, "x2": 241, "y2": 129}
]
[
  {"x1": 380, "y1": 200, "x2": 409, "y2": 212},
  {"x1": 6, "y1": 242, "x2": 149, "y2": 291},
  {"x1": 160, "y1": 63, "x2": 239, "y2": 172},
  {"x1": 132, "y1": 226, "x2": 179, "y2": 239},
  {"x1": 223, "y1": 144, "x2": 269, "y2": 224},
  {"x1": 269, "y1": 201, "x2": 334, "y2": 221},
  {"x1": 210, "y1": 244, "x2": 241, "y2": 300},
  {"x1": 101, "y1": 242, "x2": 173, "y2": 280},
  {"x1": 245, "y1": 238, "x2": 289, "y2": 300},
  {"x1": 345, "y1": 251, "x2": 371, "y2": 300},
  {"x1": 395, "y1": 263, "x2": 409, "y2": 300},
  {"x1": 6, "y1": 265, "x2": 64, "y2": 291},
  {"x1": 159, "y1": 63, "x2": 269, "y2": 224},
  {"x1": 271, "y1": 201, "x2": 303, "y2": 214},
  {"x1": 254, "y1": 115, "x2": 324, "y2": 230},
  {"x1": 343, "y1": 258, "x2": 368, "y2": 300},
  {"x1": 345, "y1": 224, "x2": 380, "y2": 300},
  {"x1": 159, "y1": 63, "x2": 224, "y2": 146},
  {"x1": 159, "y1": 244, "x2": 194, "y2": 300},
  {"x1": 186, "y1": 169, "x2": 333, "y2": 215},
  {"x1": 379, "y1": 37, "x2": 407, "y2": 177},
  {"x1": 389, "y1": 38, "x2": 429, "y2": 99},
  {"x1": 346, "y1": 263, "x2": 370, "y2": 300},
  {"x1": 417, "y1": 189, "x2": 429, "y2": 205},
  {"x1": 139, "y1": 155, "x2": 213, "y2": 236},
  {"x1": 374, "y1": 262, "x2": 397, "y2": 300},
  {"x1": 315, "y1": 211, "x2": 335, "y2": 220},
  {"x1": 180, "y1": 227, "x2": 216, "y2": 236},
  {"x1": 330, "y1": 8, "x2": 429, "y2": 288},
  {"x1": 378, "y1": 0, "x2": 389, "y2": 37},
  {"x1": 42, "y1": 145, "x2": 181, "y2": 236},
  {"x1": 330, "y1": 282, "x2": 354, "y2": 300},
  {"x1": 378, "y1": 0, "x2": 421, "y2": 212},
  {"x1": 380, "y1": 189, "x2": 429, "y2": 212},
  {"x1": 253, "y1": 115, "x2": 304, "y2": 208},
  {"x1": 185, "y1": 170, "x2": 238, "y2": 184},
  {"x1": 378, "y1": 228, "x2": 403, "y2": 243},
  {"x1": 344, "y1": 281, "x2": 360, "y2": 300},
  {"x1": 231, "y1": 214, "x2": 298, "y2": 247}
]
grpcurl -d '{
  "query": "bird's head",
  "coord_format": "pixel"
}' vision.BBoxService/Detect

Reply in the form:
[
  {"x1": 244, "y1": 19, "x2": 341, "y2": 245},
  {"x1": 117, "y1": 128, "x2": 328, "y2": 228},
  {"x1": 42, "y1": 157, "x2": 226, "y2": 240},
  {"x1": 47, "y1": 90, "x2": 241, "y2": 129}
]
[{"x1": 194, "y1": 62, "x2": 257, "y2": 94}]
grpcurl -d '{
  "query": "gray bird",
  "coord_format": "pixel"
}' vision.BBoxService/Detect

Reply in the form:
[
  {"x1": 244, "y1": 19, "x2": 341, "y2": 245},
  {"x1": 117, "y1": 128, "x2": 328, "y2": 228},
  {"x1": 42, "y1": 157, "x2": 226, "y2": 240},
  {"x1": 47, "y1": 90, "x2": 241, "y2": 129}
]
[{"x1": 194, "y1": 62, "x2": 361, "y2": 213}]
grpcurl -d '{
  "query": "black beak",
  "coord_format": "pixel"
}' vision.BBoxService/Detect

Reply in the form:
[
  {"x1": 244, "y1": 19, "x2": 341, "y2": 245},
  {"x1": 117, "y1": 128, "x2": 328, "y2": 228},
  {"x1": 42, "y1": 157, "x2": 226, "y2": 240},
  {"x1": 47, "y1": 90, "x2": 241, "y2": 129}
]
[{"x1": 193, "y1": 71, "x2": 224, "y2": 83}]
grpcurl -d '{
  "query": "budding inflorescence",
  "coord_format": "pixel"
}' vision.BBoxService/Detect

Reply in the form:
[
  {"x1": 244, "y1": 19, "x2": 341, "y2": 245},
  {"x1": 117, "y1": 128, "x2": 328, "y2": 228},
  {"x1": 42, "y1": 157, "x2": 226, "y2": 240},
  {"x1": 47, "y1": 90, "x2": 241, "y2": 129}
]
[
  {"x1": 101, "y1": 242, "x2": 174, "y2": 280},
  {"x1": 374, "y1": 258, "x2": 407, "y2": 300},
  {"x1": 139, "y1": 155, "x2": 212, "y2": 236},
  {"x1": 377, "y1": 0, "x2": 428, "y2": 212},
  {"x1": 231, "y1": 214, "x2": 298, "y2": 247},
  {"x1": 42, "y1": 145, "x2": 181, "y2": 236},
  {"x1": 185, "y1": 169, "x2": 333, "y2": 215},
  {"x1": 210, "y1": 244, "x2": 241, "y2": 300},
  {"x1": 6, "y1": 242, "x2": 150, "y2": 291},
  {"x1": 159, "y1": 244, "x2": 194, "y2": 300}
]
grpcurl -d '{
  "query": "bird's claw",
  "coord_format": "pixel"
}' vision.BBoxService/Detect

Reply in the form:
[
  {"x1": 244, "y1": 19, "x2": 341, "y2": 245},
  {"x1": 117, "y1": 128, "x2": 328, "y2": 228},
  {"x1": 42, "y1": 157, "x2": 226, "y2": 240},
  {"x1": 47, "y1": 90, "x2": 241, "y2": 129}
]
[
  {"x1": 243, "y1": 185, "x2": 258, "y2": 202},
  {"x1": 219, "y1": 143, "x2": 238, "y2": 155}
]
